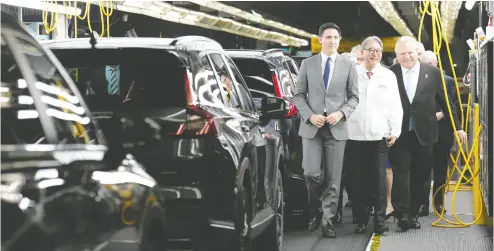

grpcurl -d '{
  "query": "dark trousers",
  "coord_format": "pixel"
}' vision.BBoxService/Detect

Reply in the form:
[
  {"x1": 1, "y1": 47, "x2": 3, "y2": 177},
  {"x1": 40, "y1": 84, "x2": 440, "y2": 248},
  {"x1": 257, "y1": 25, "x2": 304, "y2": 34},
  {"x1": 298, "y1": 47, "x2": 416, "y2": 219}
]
[
  {"x1": 389, "y1": 130, "x2": 434, "y2": 216},
  {"x1": 338, "y1": 147, "x2": 353, "y2": 205},
  {"x1": 422, "y1": 137, "x2": 454, "y2": 207},
  {"x1": 347, "y1": 139, "x2": 388, "y2": 223}
]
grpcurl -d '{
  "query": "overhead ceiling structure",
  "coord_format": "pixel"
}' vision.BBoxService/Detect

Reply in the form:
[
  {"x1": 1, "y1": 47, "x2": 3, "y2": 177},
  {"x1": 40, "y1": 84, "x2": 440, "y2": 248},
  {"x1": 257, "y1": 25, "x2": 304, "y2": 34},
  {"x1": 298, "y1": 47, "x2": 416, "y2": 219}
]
[
  {"x1": 369, "y1": 1, "x2": 415, "y2": 38},
  {"x1": 440, "y1": 1, "x2": 463, "y2": 44},
  {"x1": 92, "y1": 0, "x2": 308, "y2": 47},
  {"x1": 394, "y1": 1, "x2": 430, "y2": 42},
  {"x1": 0, "y1": 0, "x2": 82, "y2": 15},
  {"x1": 186, "y1": 0, "x2": 317, "y2": 39}
]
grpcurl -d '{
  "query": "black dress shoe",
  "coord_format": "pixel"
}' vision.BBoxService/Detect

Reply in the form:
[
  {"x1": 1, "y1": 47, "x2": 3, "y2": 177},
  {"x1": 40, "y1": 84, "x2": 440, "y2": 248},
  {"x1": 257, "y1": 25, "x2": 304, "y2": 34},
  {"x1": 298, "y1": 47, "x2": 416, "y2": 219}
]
[
  {"x1": 417, "y1": 204, "x2": 429, "y2": 217},
  {"x1": 322, "y1": 220, "x2": 337, "y2": 238},
  {"x1": 345, "y1": 200, "x2": 353, "y2": 208},
  {"x1": 409, "y1": 216, "x2": 421, "y2": 229},
  {"x1": 308, "y1": 213, "x2": 322, "y2": 232},
  {"x1": 397, "y1": 214, "x2": 410, "y2": 232},
  {"x1": 374, "y1": 221, "x2": 389, "y2": 234},
  {"x1": 332, "y1": 209, "x2": 343, "y2": 224},
  {"x1": 354, "y1": 224, "x2": 367, "y2": 234},
  {"x1": 366, "y1": 205, "x2": 375, "y2": 216}
]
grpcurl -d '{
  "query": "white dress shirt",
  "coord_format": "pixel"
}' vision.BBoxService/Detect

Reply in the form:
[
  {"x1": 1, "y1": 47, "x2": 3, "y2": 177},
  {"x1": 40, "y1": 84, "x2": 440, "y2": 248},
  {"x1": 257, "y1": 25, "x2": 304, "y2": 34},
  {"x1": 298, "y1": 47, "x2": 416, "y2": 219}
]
[
  {"x1": 347, "y1": 64, "x2": 403, "y2": 141},
  {"x1": 401, "y1": 63, "x2": 420, "y2": 102},
  {"x1": 320, "y1": 52, "x2": 336, "y2": 89}
]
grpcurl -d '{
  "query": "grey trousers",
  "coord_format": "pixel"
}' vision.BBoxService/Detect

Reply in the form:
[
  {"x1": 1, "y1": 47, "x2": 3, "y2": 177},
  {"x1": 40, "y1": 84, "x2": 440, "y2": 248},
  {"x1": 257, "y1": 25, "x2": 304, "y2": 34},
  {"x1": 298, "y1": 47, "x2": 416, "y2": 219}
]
[{"x1": 302, "y1": 126, "x2": 346, "y2": 225}]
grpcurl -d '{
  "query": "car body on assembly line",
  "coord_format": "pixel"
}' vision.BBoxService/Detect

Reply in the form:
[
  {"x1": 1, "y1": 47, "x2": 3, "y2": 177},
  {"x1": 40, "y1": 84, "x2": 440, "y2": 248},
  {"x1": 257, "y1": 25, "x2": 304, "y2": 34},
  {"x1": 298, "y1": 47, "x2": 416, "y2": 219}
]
[
  {"x1": 44, "y1": 35, "x2": 286, "y2": 251},
  {"x1": 0, "y1": 12, "x2": 167, "y2": 251},
  {"x1": 226, "y1": 49, "x2": 308, "y2": 228}
]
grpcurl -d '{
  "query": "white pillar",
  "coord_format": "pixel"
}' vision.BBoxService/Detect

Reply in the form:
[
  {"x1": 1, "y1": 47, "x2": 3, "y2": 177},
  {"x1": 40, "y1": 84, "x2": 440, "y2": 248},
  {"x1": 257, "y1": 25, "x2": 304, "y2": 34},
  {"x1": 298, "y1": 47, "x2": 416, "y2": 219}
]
[{"x1": 53, "y1": 13, "x2": 68, "y2": 39}]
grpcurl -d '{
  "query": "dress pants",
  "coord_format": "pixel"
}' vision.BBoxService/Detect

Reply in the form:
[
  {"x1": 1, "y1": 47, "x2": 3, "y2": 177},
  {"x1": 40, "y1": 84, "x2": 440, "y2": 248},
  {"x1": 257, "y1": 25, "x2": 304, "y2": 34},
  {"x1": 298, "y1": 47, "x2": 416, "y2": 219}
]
[
  {"x1": 347, "y1": 139, "x2": 388, "y2": 223},
  {"x1": 303, "y1": 125, "x2": 346, "y2": 225},
  {"x1": 338, "y1": 147, "x2": 353, "y2": 207},
  {"x1": 389, "y1": 130, "x2": 434, "y2": 217},
  {"x1": 422, "y1": 137, "x2": 454, "y2": 207}
]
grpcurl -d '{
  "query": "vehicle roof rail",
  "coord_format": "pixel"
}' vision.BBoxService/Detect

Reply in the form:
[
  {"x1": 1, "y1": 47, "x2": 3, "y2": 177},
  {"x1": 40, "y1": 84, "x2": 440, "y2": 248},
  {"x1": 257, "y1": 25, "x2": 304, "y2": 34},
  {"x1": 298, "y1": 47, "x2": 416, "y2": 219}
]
[
  {"x1": 262, "y1": 48, "x2": 290, "y2": 57},
  {"x1": 171, "y1": 35, "x2": 223, "y2": 51}
]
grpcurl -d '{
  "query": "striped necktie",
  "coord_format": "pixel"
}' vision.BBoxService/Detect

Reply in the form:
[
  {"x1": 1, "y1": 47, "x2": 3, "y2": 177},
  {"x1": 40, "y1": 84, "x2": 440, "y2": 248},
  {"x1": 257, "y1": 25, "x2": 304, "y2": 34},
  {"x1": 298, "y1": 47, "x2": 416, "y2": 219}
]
[{"x1": 106, "y1": 65, "x2": 120, "y2": 95}]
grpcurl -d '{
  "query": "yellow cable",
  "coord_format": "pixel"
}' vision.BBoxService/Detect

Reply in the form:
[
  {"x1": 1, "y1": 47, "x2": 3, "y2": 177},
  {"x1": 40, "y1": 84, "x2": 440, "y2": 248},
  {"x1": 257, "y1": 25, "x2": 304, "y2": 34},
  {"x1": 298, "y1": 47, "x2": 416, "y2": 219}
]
[
  {"x1": 417, "y1": 1, "x2": 484, "y2": 228},
  {"x1": 42, "y1": 0, "x2": 58, "y2": 34}
]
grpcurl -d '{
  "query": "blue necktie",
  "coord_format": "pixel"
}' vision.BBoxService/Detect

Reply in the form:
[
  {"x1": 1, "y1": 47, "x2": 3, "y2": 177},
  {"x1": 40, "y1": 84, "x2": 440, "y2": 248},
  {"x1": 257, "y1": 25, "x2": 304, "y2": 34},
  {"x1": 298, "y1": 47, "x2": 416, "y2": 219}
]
[
  {"x1": 106, "y1": 65, "x2": 120, "y2": 95},
  {"x1": 323, "y1": 57, "x2": 331, "y2": 89}
]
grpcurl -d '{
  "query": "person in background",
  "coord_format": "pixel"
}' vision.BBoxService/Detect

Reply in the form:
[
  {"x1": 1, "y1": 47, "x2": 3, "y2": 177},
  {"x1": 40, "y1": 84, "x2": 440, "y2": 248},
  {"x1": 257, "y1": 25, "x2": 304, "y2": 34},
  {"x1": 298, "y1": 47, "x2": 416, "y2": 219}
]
[
  {"x1": 386, "y1": 160, "x2": 394, "y2": 214},
  {"x1": 417, "y1": 42, "x2": 425, "y2": 57},
  {"x1": 387, "y1": 37, "x2": 466, "y2": 231},
  {"x1": 347, "y1": 36, "x2": 402, "y2": 234},
  {"x1": 418, "y1": 50, "x2": 459, "y2": 216},
  {"x1": 336, "y1": 51, "x2": 358, "y2": 224},
  {"x1": 294, "y1": 22, "x2": 359, "y2": 238},
  {"x1": 351, "y1": 45, "x2": 364, "y2": 65}
]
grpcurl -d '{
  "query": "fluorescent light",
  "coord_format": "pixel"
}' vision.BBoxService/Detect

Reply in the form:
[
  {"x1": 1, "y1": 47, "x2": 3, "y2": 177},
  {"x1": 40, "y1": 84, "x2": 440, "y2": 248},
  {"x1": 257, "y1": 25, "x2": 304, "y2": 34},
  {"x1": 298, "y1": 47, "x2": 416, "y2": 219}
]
[
  {"x1": 187, "y1": 0, "x2": 316, "y2": 38},
  {"x1": 0, "y1": 0, "x2": 82, "y2": 16},
  {"x1": 99, "y1": 0, "x2": 307, "y2": 47}
]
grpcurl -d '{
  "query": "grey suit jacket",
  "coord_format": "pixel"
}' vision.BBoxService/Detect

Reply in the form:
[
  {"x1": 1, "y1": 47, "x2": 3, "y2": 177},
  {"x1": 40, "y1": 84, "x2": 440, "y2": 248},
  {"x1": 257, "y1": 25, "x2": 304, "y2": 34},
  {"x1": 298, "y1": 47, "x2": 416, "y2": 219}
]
[{"x1": 294, "y1": 54, "x2": 359, "y2": 140}]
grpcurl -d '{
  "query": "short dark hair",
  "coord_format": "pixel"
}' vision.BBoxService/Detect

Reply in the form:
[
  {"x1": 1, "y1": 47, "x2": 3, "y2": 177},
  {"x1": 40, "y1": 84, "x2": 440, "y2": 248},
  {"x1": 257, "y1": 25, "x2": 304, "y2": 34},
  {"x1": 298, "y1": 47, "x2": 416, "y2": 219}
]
[{"x1": 319, "y1": 22, "x2": 341, "y2": 37}]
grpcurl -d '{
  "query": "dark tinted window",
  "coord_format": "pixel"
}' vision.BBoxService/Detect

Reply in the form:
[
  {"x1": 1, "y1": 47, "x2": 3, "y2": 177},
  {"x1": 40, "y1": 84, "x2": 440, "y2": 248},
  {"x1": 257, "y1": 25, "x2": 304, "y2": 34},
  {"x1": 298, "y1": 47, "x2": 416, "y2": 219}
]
[
  {"x1": 53, "y1": 48, "x2": 186, "y2": 111},
  {"x1": 197, "y1": 55, "x2": 223, "y2": 106},
  {"x1": 225, "y1": 57, "x2": 255, "y2": 112},
  {"x1": 243, "y1": 76, "x2": 274, "y2": 98},
  {"x1": 208, "y1": 53, "x2": 241, "y2": 109}
]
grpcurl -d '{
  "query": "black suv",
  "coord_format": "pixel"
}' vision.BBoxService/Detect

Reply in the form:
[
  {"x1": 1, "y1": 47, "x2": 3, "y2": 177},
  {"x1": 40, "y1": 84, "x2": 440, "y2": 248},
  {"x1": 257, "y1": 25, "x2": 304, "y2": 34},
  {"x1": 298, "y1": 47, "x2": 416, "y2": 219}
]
[
  {"x1": 44, "y1": 36, "x2": 286, "y2": 251},
  {"x1": 226, "y1": 49, "x2": 307, "y2": 226},
  {"x1": 1, "y1": 13, "x2": 167, "y2": 251}
]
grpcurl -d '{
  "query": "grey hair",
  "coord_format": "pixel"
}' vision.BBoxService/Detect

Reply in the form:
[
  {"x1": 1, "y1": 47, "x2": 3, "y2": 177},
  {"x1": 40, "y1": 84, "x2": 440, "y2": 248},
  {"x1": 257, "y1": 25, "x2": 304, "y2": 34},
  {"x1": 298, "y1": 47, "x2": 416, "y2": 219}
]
[
  {"x1": 350, "y1": 45, "x2": 362, "y2": 53},
  {"x1": 361, "y1": 36, "x2": 383, "y2": 50},
  {"x1": 419, "y1": 50, "x2": 437, "y2": 62},
  {"x1": 395, "y1": 36, "x2": 418, "y2": 52},
  {"x1": 340, "y1": 52, "x2": 357, "y2": 62}
]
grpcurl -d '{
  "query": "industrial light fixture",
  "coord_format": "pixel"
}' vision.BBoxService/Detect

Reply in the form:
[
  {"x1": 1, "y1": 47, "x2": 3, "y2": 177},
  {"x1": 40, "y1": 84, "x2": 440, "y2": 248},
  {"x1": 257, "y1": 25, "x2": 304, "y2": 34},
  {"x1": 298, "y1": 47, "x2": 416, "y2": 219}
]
[
  {"x1": 93, "y1": 0, "x2": 308, "y2": 47},
  {"x1": 186, "y1": 0, "x2": 318, "y2": 39},
  {"x1": 0, "y1": 0, "x2": 82, "y2": 16},
  {"x1": 440, "y1": 1, "x2": 462, "y2": 43},
  {"x1": 369, "y1": 1, "x2": 416, "y2": 38}
]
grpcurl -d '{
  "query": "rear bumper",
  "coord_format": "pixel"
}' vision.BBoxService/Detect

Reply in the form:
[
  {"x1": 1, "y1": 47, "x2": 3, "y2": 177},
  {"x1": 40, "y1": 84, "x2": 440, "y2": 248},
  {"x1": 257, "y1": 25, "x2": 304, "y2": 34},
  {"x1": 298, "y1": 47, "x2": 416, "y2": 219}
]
[{"x1": 163, "y1": 196, "x2": 236, "y2": 250}]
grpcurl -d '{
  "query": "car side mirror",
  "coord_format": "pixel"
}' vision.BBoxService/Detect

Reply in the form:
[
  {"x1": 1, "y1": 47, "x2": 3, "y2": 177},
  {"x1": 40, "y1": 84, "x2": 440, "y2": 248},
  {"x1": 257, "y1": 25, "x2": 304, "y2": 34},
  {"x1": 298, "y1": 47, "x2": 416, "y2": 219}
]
[{"x1": 260, "y1": 97, "x2": 287, "y2": 120}]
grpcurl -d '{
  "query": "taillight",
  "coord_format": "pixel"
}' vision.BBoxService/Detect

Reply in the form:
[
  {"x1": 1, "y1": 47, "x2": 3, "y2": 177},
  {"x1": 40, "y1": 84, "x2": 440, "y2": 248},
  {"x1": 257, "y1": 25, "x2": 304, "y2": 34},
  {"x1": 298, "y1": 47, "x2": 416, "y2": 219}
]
[
  {"x1": 175, "y1": 72, "x2": 216, "y2": 136},
  {"x1": 285, "y1": 103, "x2": 298, "y2": 118},
  {"x1": 272, "y1": 72, "x2": 298, "y2": 118},
  {"x1": 272, "y1": 73, "x2": 282, "y2": 97}
]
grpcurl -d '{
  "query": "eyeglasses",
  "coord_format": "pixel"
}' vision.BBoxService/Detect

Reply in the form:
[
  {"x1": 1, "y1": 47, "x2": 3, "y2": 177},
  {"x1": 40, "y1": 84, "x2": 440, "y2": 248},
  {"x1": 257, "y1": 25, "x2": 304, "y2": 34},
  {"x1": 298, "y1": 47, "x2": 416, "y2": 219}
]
[{"x1": 364, "y1": 48, "x2": 382, "y2": 55}]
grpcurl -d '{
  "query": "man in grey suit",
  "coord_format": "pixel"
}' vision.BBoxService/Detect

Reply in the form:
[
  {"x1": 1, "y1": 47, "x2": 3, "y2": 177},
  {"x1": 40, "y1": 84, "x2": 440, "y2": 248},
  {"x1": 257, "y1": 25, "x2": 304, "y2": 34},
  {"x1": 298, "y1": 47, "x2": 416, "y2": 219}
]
[{"x1": 294, "y1": 22, "x2": 359, "y2": 238}]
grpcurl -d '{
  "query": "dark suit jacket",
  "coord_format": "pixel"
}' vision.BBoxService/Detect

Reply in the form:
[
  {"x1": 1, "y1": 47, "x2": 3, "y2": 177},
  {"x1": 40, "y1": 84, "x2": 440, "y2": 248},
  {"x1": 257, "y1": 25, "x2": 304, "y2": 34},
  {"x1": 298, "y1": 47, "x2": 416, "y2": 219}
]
[
  {"x1": 389, "y1": 63, "x2": 462, "y2": 146},
  {"x1": 436, "y1": 74, "x2": 459, "y2": 144}
]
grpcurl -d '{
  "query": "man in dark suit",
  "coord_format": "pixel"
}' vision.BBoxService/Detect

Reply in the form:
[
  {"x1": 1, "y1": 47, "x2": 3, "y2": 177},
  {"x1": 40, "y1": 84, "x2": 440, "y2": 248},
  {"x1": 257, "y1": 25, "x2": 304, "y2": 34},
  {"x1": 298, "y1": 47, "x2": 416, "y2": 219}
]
[
  {"x1": 387, "y1": 37, "x2": 467, "y2": 231},
  {"x1": 418, "y1": 51, "x2": 460, "y2": 215}
]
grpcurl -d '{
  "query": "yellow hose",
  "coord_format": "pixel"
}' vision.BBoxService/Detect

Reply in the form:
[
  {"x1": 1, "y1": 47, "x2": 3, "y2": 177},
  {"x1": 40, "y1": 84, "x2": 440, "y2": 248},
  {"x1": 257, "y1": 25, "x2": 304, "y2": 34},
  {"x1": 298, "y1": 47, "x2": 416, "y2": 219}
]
[{"x1": 418, "y1": 1, "x2": 484, "y2": 228}]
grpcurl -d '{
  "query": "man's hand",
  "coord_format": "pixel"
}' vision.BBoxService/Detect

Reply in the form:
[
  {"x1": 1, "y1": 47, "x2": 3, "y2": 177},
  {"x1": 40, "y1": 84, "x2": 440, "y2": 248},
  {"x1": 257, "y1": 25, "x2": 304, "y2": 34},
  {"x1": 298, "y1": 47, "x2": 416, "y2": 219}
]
[
  {"x1": 310, "y1": 114, "x2": 326, "y2": 128},
  {"x1": 436, "y1": 111, "x2": 444, "y2": 121},
  {"x1": 326, "y1": 111, "x2": 344, "y2": 125},
  {"x1": 386, "y1": 136, "x2": 397, "y2": 147},
  {"x1": 456, "y1": 130, "x2": 468, "y2": 144}
]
